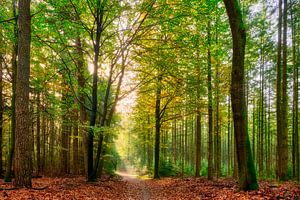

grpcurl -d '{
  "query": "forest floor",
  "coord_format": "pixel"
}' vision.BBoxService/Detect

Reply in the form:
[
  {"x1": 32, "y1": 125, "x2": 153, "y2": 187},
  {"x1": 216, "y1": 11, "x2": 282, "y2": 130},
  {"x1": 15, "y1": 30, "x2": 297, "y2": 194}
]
[{"x1": 0, "y1": 174, "x2": 299, "y2": 200}]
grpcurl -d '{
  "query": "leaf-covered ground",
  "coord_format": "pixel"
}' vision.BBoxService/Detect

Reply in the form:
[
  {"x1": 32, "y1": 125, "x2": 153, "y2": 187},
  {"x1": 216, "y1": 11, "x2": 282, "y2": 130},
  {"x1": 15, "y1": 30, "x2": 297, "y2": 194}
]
[{"x1": 0, "y1": 176, "x2": 299, "y2": 199}]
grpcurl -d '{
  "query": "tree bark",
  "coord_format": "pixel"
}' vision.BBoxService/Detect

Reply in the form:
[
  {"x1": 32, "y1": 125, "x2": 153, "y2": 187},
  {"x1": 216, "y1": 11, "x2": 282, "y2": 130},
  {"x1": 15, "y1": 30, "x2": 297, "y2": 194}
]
[
  {"x1": 36, "y1": 92, "x2": 41, "y2": 175},
  {"x1": 291, "y1": 6, "x2": 299, "y2": 181},
  {"x1": 276, "y1": 0, "x2": 283, "y2": 181},
  {"x1": 75, "y1": 36, "x2": 88, "y2": 175},
  {"x1": 278, "y1": 0, "x2": 288, "y2": 181},
  {"x1": 5, "y1": 0, "x2": 18, "y2": 182},
  {"x1": 195, "y1": 52, "x2": 202, "y2": 177},
  {"x1": 195, "y1": 111, "x2": 201, "y2": 177},
  {"x1": 207, "y1": 19, "x2": 214, "y2": 181},
  {"x1": 87, "y1": 0, "x2": 105, "y2": 182},
  {"x1": 223, "y1": 0, "x2": 258, "y2": 191},
  {"x1": 0, "y1": 52, "x2": 3, "y2": 176},
  {"x1": 14, "y1": 0, "x2": 32, "y2": 188},
  {"x1": 154, "y1": 75, "x2": 162, "y2": 179}
]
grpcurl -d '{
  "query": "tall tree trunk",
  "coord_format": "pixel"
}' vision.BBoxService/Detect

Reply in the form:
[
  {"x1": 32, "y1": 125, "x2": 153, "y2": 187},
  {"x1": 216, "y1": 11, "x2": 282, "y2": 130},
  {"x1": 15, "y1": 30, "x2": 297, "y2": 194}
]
[
  {"x1": 277, "y1": 0, "x2": 289, "y2": 181},
  {"x1": 14, "y1": 0, "x2": 32, "y2": 187},
  {"x1": 195, "y1": 111, "x2": 201, "y2": 177},
  {"x1": 61, "y1": 122, "x2": 68, "y2": 174},
  {"x1": 72, "y1": 108, "x2": 79, "y2": 174},
  {"x1": 87, "y1": 0, "x2": 106, "y2": 181},
  {"x1": 259, "y1": 39, "x2": 265, "y2": 177},
  {"x1": 75, "y1": 36, "x2": 88, "y2": 175},
  {"x1": 154, "y1": 75, "x2": 162, "y2": 179},
  {"x1": 215, "y1": 60, "x2": 221, "y2": 178},
  {"x1": 223, "y1": 0, "x2": 258, "y2": 190},
  {"x1": 36, "y1": 92, "x2": 41, "y2": 175},
  {"x1": 276, "y1": 0, "x2": 283, "y2": 181},
  {"x1": 291, "y1": 6, "x2": 299, "y2": 181},
  {"x1": 5, "y1": 0, "x2": 18, "y2": 182},
  {"x1": 227, "y1": 97, "x2": 231, "y2": 176},
  {"x1": 147, "y1": 115, "x2": 152, "y2": 170},
  {"x1": 41, "y1": 107, "x2": 46, "y2": 173},
  {"x1": 207, "y1": 19, "x2": 214, "y2": 181},
  {"x1": 0, "y1": 53, "x2": 3, "y2": 176},
  {"x1": 49, "y1": 119, "x2": 55, "y2": 175}
]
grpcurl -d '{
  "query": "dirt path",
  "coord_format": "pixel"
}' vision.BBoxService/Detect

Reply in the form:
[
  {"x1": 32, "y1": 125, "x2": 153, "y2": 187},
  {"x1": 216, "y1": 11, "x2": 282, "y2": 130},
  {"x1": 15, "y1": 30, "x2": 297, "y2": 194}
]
[{"x1": 117, "y1": 171, "x2": 150, "y2": 200}]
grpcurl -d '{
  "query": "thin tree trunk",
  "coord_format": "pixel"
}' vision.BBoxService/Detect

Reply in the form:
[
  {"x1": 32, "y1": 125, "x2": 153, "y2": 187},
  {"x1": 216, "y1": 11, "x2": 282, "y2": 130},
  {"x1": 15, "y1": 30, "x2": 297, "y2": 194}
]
[
  {"x1": 61, "y1": 93, "x2": 69, "y2": 175},
  {"x1": 154, "y1": 75, "x2": 162, "y2": 179},
  {"x1": 291, "y1": 6, "x2": 299, "y2": 181},
  {"x1": 227, "y1": 97, "x2": 231, "y2": 176},
  {"x1": 5, "y1": 0, "x2": 18, "y2": 182},
  {"x1": 276, "y1": 0, "x2": 283, "y2": 181},
  {"x1": 207, "y1": 19, "x2": 214, "y2": 181},
  {"x1": 41, "y1": 107, "x2": 46, "y2": 173},
  {"x1": 195, "y1": 111, "x2": 201, "y2": 177},
  {"x1": 36, "y1": 92, "x2": 41, "y2": 175},
  {"x1": 72, "y1": 108, "x2": 79, "y2": 174}
]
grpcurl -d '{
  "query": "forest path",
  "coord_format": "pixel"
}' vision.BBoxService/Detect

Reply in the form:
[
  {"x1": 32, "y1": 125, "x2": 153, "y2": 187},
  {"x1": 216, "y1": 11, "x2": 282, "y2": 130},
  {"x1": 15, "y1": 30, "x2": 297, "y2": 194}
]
[{"x1": 117, "y1": 171, "x2": 151, "y2": 200}]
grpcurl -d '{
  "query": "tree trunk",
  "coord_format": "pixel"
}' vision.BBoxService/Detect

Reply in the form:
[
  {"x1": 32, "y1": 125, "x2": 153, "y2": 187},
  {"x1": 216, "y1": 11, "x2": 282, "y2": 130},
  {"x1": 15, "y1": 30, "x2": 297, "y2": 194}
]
[
  {"x1": 87, "y1": 0, "x2": 105, "y2": 181},
  {"x1": 72, "y1": 108, "x2": 79, "y2": 174},
  {"x1": 154, "y1": 75, "x2": 162, "y2": 179},
  {"x1": 61, "y1": 93, "x2": 69, "y2": 175},
  {"x1": 36, "y1": 92, "x2": 41, "y2": 175},
  {"x1": 195, "y1": 111, "x2": 201, "y2": 177},
  {"x1": 276, "y1": 0, "x2": 283, "y2": 181},
  {"x1": 5, "y1": 0, "x2": 18, "y2": 182},
  {"x1": 49, "y1": 119, "x2": 55, "y2": 175},
  {"x1": 291, "y1": 6, "x2": 299, "y2": 181},
  {"x1": 14, "y1": 0, "x2": 32, "y2": 187},
  {"x1": 41, "y1": 107, "x2": 46, "y2": 173},
  {"x1": 223, "y1": 0, "x2": 258, "y2": 191},
  {"x1": 0, "y1": 53, "x2": 3, "y2": 176},
  {"x1": 195, "y1": 55, "x2": 202, "y2": 177},
  {"x1": 75, "y1": 36, "x2": 88, "y2": 175},
  {"x1": 207, "y1": 19, "x2": 214, "y2": 181},
  {"x1": 227, "y1": 97, "x2": 231, "y2": 176},
  {"x1": 147, "y1": 115, "x2": 152, "y2": 170},
  {"x1": 277, "y1": 0, "x2": 288, "y2": 181}
]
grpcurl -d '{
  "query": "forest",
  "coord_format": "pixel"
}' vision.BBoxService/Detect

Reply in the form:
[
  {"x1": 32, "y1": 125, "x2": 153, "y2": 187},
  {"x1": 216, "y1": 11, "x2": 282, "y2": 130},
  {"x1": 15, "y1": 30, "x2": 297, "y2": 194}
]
[{"x1": 0, "y1": 0, "x2": 299, "y2": 199}]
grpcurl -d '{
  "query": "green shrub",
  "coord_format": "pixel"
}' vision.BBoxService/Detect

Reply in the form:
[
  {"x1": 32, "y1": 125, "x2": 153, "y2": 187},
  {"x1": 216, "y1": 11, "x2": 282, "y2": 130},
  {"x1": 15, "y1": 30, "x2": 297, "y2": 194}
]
[
  {"x1": 200, "y1": 159, "x2": 208, "y2": 176},
  {"x1": 159, "y1": 160, "x2": 178, "y2": 177}
]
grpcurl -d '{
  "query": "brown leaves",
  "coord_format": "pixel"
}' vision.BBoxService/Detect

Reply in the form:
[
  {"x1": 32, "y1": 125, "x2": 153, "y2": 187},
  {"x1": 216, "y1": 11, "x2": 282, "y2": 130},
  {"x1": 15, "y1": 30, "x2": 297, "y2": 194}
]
[
  {"x1": 0, "y1": 177, "x2": 141, "y2": 200},
  {"x1": 0, "y1": 177, "x2": 299, "y2": 200},
  {"x1": 144, "y1": 178, "x2": 300, "y2": 200}
]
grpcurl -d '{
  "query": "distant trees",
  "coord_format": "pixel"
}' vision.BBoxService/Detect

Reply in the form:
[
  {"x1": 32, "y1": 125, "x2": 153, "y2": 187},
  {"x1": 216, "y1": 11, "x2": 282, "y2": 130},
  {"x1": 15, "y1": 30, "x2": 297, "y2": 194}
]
[{"x1": 0, "y1": 0, "x2": 298, "y2": 190}]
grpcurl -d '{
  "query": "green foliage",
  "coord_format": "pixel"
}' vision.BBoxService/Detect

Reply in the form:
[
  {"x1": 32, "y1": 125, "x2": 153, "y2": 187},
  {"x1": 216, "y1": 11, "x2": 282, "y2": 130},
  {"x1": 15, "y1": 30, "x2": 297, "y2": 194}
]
[
  {"x1": 159, "y1": 160, "x2": 179, "y2": 177},
  {"x1": 200, "y1": 159, "x2": 208, "y2": 176},
  {"x1": 102, "y1": 145, "x2": 121, "y2": 175}
]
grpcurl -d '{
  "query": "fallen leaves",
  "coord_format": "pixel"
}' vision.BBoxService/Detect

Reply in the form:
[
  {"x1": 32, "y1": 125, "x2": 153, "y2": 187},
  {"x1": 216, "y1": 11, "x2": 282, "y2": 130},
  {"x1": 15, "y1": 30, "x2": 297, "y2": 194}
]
[
  {"x1": 144, "y1": 178, "x2": 300, "y2": 200},
  {"x1": 0, "y1": 176, "x2": 299, "y2": 199}
]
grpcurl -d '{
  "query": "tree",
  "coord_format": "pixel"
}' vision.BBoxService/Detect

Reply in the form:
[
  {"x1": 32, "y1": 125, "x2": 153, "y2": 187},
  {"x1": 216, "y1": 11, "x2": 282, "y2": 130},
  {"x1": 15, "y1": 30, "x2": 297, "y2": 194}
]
[
  {"x1": 14, "y1": 0, "x2": 32, "y2": 187},
  {"x1": 154, "y1": 73, "x2": 162, "y2": 179},
  {"x1": 5, "y1": 0, "x2": 18, "y2": 182},
  {"x1": 276, "y1": 0, "x2": 289, "y2": 181},
  {"x1": 0, "y1": 45, "x2": 3, "y2": 176},
  {"x1": 223, "y1": 0, "x2": 258, "y2": 191},
  {"x1": 291, "y1": 0, "x2": 299, "y2": 181},
  {"x1": 207, "y1": 19, "x2": 214, "y2": 181}
]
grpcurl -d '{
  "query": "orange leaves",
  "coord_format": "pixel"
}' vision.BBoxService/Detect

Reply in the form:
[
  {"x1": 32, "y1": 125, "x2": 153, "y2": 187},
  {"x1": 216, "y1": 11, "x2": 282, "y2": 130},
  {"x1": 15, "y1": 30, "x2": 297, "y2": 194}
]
[{"x1": 0, "y1": 176, "x2": 299, "y2": 199}]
